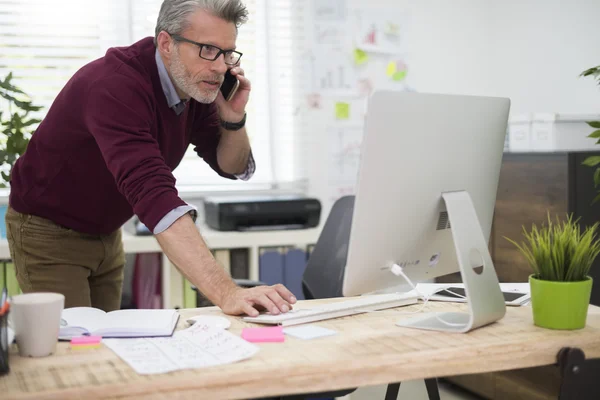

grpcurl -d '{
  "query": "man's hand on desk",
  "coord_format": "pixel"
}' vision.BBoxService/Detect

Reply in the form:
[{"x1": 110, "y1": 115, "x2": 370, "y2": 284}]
[
  {"x1": 155, "y1": 214, "x2": 296, "y2": 317},
  {"x1": 219, "y1": 284, "x2": 297, "y2": 317}
]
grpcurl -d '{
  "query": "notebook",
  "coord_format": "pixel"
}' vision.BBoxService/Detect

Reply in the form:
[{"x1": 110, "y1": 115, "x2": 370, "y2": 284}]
[{"x1": 59, "y1": 307, "x2": 180, "y2": 340}]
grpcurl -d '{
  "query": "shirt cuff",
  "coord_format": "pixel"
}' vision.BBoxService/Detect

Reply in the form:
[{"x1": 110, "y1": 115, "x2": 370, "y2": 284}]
[
  {"x1": 153, "y1": 204, "x2": 198, "y2": 234},
  {"x1": 234, "y1": 151, "x2": 256, "y2": 181}
]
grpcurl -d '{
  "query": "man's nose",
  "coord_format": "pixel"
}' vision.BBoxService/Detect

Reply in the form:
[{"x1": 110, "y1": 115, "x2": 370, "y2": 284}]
[{"x1": 211, "y1": 54, "x2": 228, "y2": 75}]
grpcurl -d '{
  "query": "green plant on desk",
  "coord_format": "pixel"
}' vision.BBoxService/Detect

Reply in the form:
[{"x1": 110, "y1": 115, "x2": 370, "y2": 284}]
[
  {"x1": 505, "y1": 214, "x2": 600, "y2": 330},
  {"x1": 580, "y1": 65, "x2": 600, "y2": 202},
  {"x1": 0, "y1": 72, "x2": 42, "y2": 187}
]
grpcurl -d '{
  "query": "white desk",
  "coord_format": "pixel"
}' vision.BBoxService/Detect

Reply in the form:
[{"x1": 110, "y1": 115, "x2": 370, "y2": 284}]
[{"x1": 0, "y1": 223, "x2": 321, "y2": 308}]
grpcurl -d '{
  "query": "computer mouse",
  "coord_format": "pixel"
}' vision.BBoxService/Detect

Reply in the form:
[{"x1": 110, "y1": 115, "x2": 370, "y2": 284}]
[{"x1": 186, "y1": 315, "x2": 231, "y2": 330}]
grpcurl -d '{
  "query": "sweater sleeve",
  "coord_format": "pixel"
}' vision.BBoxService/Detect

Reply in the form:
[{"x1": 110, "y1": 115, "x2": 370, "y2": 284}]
[
  {"x1": 84, "y1": 75, "x2": 186, "y2": 232},
  {"x1": 190, "y1": 102, "x2": 238, "y2": 180}
]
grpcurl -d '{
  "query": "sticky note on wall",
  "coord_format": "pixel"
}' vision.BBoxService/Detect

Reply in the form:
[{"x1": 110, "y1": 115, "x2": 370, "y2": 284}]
[
  {"x1": 353, "y1": 49, "x2": 368, "y2": 66},
  {"x1": 386, "y1": 61, "x2": 407, "y2": 81},
  {"x1": 335, "y1": 102, "x2": 350, "y2": 120}
]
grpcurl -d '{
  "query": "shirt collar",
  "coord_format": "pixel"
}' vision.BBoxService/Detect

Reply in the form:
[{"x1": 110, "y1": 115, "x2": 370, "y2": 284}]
[{"x1": 155, "y1": 49, "x2": 187, "y2": 115}]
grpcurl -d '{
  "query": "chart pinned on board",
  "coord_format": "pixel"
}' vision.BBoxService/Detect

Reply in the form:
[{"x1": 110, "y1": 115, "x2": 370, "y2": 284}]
[
  {"x1": 328, "y1": 125, "x2": 364, "y2": 185},
  {"x1": 386, "y1": 60, "x2": 408, "y2": 81},
  {"x1": 312, "y1": 0, "x2": 346, "y2": 21},
  {"x1": 353, "y1": 9, "x2": 407, "y2": 54},
  {"x1": 311, "y1": 49, "x2": 358, "y2": 95}
]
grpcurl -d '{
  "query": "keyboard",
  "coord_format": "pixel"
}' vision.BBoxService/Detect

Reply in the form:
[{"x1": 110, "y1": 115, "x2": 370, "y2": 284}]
[{"x1": 242, "y1": 292, "x2": 419, "y2": 327}]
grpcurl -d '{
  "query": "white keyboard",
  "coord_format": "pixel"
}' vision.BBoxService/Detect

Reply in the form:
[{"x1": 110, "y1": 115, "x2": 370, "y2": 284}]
[{"x1": 242, "y1": 292, "x2": 419, "y2": 327}]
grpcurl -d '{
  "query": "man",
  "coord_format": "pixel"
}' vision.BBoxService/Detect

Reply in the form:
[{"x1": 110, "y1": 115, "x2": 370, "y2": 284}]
[{"x1": 5, "y1": 0, "x2": 295, "y2": 317}]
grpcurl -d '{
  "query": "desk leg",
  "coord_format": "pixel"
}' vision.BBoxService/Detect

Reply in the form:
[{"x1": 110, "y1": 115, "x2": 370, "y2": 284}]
[
  {"x1": 385, "y1": 383, "x2": 400, "y2": 400},
  {"x1": 558, "y1": 347, "x2": 600, "y2": 400},
  {"x1": 424, "y1": 378, "x2": 440, "y2": 400},
  {"x1": 384, "y1": 379, "x2": 439, "y2": 400}
]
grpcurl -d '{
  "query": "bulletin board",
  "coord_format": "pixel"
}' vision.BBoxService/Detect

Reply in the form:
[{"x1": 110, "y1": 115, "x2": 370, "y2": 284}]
[{"x1": 302, "y1": 0, "x2": 413, "y2": 211}]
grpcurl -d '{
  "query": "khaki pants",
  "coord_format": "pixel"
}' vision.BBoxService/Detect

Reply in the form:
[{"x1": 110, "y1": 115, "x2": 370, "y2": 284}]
[{"x1": 5, "y1": 206, "x2": 125, "y2": 312}]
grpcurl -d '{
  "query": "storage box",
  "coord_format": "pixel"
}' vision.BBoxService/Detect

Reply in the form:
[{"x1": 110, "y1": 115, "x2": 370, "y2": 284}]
[
  {"x1": 530, "y1": 113, "x2": 600, "y2": 152},
  {"x1": 507, "y1": 113, "x2": 532, "y2": 152}
]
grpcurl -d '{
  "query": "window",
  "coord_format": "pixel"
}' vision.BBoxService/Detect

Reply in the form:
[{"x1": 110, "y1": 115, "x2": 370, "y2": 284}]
[{"x1": 0, "y1": 0, "x2": 307, "y2": 193}]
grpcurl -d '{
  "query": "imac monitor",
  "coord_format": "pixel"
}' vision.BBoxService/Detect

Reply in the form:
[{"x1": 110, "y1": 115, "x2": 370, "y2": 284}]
[{"x1": 342, "y1": 91, "x2": 511, "y2": 332}]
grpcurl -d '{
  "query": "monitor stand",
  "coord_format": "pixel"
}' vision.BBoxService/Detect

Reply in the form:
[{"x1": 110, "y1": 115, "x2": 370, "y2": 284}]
[{"x1": 396, "y1": 190, "x2": 506, "y2": 333}]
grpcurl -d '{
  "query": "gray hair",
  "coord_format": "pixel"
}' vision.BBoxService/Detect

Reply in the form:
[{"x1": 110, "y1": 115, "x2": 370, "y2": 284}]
[{"x1": 154, "y1": 0, "x2": 248, "y2": 46}]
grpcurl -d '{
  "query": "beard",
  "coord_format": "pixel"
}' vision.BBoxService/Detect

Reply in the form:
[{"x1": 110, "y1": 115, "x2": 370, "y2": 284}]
[{"x1": 169, "y1": 48, "x2": 222, "y2": 104}]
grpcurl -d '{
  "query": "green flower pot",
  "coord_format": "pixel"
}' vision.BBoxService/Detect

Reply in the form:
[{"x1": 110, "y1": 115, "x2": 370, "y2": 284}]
[{"x1": 529, "y1": 275, "x2": 593, "y2": 330}]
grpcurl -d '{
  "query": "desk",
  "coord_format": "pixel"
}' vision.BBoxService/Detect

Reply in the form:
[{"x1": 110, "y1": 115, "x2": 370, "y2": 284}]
[{"x1": 2, "y1": 299, "x2": 600, "y2": 400}]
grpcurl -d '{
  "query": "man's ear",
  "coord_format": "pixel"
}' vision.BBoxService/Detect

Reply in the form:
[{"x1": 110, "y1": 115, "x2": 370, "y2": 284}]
[{"x1": 156, "y1": 31, "x2": 174, "y2": 62}]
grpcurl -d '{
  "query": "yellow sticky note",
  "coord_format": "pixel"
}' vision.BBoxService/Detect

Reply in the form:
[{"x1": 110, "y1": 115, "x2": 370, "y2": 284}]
[
  {"x1": 386, "y1": 61, "x2": 396, "y2": 77},
  {"x1": 335, "y1": 102, "x2": 350, "y2": 120},
  {"x1": 354, "y1": 49, "x2": 368, "y2": 65}
]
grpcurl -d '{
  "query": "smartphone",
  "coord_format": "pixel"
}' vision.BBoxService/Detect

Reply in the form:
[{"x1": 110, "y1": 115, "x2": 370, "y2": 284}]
[{"x1": 220, "y1": 69, "x2": 239, "y2": 101}]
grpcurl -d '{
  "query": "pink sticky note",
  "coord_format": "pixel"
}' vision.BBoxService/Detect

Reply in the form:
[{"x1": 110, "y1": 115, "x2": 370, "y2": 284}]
[
  {"x1": 241, "y1": 326, "x2": 285, "y2": 343},
  {"x1": 71, "y1": 335, "x2": 102, "y2": 345}
]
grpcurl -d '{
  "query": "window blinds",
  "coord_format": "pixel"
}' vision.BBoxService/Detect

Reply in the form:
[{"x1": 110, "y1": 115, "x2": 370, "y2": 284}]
[{"x1": 0, "y1": 0, "x2": 307, "y2": 192}]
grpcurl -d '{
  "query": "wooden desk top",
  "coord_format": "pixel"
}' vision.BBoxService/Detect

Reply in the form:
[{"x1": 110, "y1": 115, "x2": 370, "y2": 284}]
[{"x1": 2, "y1": 299, "x2": 600, "y2": 400}]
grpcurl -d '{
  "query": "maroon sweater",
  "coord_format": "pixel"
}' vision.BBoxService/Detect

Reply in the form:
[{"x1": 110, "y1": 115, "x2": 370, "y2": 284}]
[{"x1": 9, "y1": 37, "x2": 234, "y2": 235}]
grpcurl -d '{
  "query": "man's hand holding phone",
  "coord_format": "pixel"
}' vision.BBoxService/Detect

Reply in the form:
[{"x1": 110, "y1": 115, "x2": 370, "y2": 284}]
[{"x1": 216, "y1": 66, "x2": 250, "y2": 124}]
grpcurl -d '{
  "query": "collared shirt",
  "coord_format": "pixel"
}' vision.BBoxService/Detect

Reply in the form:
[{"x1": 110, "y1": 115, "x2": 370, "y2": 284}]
[{"x1": 153, "y1": 50, "x2": 255, "y2": 234}]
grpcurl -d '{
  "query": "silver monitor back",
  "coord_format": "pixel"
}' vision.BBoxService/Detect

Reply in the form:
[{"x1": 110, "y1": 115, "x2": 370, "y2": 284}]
[{"x1": 341, "y1": 91, "x2": 510, "y2": 332}]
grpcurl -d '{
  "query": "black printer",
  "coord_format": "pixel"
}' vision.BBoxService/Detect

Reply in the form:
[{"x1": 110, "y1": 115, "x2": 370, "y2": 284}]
[{"x1": 203, "y1": 195, "x2": 321, "y2": 231}]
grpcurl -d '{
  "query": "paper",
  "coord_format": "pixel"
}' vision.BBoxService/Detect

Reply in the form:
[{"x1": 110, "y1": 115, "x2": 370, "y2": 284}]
[
  {"x1": 312, "y1": 0, "x2": 346, "y2": 21},
  {"x1": 104, "y1": 325, "x2": 259, "y2": 375},
  {"x1": 354, "y1": 9, "x2": 407, "y2": 54},
  {"x1": 328, "y1": 124, "x2": 363, "y2": 183},
  {"x1": 311, "y1": 49, "x2": 358, "y2": 95},
  {"x1": 386, "y1": 60, "x2": 408, "y2": 81},
  {"x1": 306, "y1": 93, "x2": 322, "y2": 109},
  {"x1": 316, "y1": 23, "x2": 348, "y2": 46},
  {"x1": 353, "y1": 49, "x2": 369, "y2": 66},
  {"x1": 335, "y1": 102, "x2": 350, "y2": 119},
  {"x1": 283, "y1": 325, "x2": 337, "y2": 340},
  {"x1": 241, "y1": 326, "x2": 285, "y2": 343}
]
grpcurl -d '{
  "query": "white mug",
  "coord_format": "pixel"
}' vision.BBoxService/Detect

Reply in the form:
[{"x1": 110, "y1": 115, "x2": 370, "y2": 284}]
[{"x1": 11, "y1": 293, "x2": 64, "y2": 357}]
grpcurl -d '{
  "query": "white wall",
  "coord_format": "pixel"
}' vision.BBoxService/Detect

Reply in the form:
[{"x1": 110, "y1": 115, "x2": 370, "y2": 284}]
[{"x1": 486, "y1": 0, "x2": 600, "y2": 115}]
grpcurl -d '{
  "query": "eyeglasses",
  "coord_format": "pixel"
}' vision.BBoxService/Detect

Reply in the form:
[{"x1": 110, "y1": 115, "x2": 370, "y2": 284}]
[{"x1": 169, "y1": 33, "x2": 243, "y2": 65}]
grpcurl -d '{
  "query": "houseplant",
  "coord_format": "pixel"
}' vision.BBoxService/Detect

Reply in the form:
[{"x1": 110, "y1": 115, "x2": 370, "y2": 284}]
[
  {"x1": 0, "y1": 72, "x2": 42, "y2": 187},
  {"x1": 580, "y1": 65, "x2": 600, "y2": 202},
  {"x1": 505, "y1": 214, "x2": 600, "y2": 330}
]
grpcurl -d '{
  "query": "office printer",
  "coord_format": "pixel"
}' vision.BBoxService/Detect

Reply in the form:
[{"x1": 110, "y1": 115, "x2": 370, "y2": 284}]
[{"x1": 203, "y1": 195, "x2": 321, "y2": 231}]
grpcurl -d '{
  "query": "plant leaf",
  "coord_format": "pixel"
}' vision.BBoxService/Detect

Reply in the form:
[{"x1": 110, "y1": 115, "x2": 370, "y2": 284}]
[
  {"x1": 582, "y1": 156, "x2": 600, "y2": 167},
  {"x1": 594, "y1": 168, "x2": 600, "y2": 188},
  {"x1": 580, "y1": 66, "x2": 600, "y2": 77},
  {"x1": 587, "y1": 121, "x2": 600, "y2": 129},
  {"x1": 588, "y1": 129, "x2": 600, "y2": 138}
]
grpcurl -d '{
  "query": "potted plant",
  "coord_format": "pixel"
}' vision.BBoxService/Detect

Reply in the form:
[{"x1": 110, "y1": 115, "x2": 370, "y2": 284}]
[
  {"x1": 0, "y1": 72, "x2": 42, "y2": 187},
  {"x1": 505, "y1": 214, "x2": 600, "y2": 330}
]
